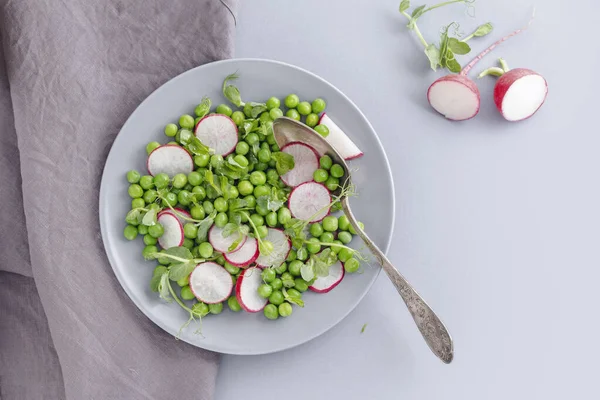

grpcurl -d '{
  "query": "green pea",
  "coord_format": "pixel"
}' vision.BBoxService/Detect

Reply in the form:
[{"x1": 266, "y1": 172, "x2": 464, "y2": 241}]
[
  {"x1": 215, "y1": 212, "x2": 228, "y2": 228},
  {"x1": 306, "y1": 113, "x2": 319, "y2": 127},
  {"x1": 176, "y1": 190, "x2": 191, "y2": 206},
  {"x1": 269, "y1": 108, "x2": 283, "y2": 120},
  {"x1": 148, "y1": 223, "x2": 164, "y2": 238},
  {"x1": 224, "y1": 262, "x2": 240, "y2": 275},
  {"x1": 265, "y1": 212, "x2": 278, "y2": 227},
  {"x1": 287, "y1": 288, "x2": 302, "y2": 299},
  {"x1": 246, "y1": 133, "x2": 259, "y2": 145},
  {"x1": 325, "y1": 176, "x2": 339, "y2": 192},
  {"x1": 192, "y1": 302, "x2": 210, "y2": 317},
  {"x1": 146, "y1": 141, "x2": 161, "y2": 155},
  {"x1": 338, "y1": 248, "x2": 353, "y2": 263},
  {"x1": 128, "y1": 184, "x2": 143, "y2": 198},
  {"x1": 183, "y1": 223, "x2": 198, "y2": 239},
  {"x1": 177, "y1": 275, "x2": 189, "y2": 287},
  {"x1": 294, "y1": 278, "x2": 309, "y2": 292},
  {"x1": 164, "y1": 123, "x2": 177, "y2": 137},
  {"x1": 234, "y1": 180, "x2": 252, "y2": 197},
  {"x1": 260, "y1": 142, "x2": 271, "y2": 151},
  {"x1": 257, "y1": 148, "x2": 271, "y2": 163},
  {"x1": 235, "y1": 141, "x2": 250, "y2": 155},
  {"x1": 343, "y1": 258, "x2": 359, "y2": 273},
  {"x1": 257, "y1": 283, "x2": 273, "y2": 298},
  {"x1": 231, "y1": 110, "x2": 245, "y2": 126},
  {"x1": 285, "y1": 109, "x2": 301, "y2": 121},
  {"x1": 296, "y1": 247, "x2": 308, "y2": 261},
  {"x1": 255, "y1": 204, "x2": 269, "y2": 216},
  {"x1": 254, "y1": 162, "x2": 268, "y2": 171},
  {"x1": 338, "y1": 215, "x2": 350, "y2": 231},
  {"x1": 275, "y1": 262, "x2": 287, "y2": 274},
  {"x1": 233, "y1": 154, "x2": 249, "y2": 168},
  {"x1": 284, "y1": 94, "x2": 300, "y2": 108},
  {"x1": 194, "y1": 154, "x2": 210, "y2": 168},
  {"x1": 338, "y1": 231, "x2": 353, "y2": 244},
  {"x1": 311, "y1": 98, "x2": 326, "y2": 113},
  {"x1": 203, "y1": 200, "x2": 215, "y2": 214},
  {"x1": 227, "y1": 296, "x2": 242, "y2": 312},
  {"x1": 314, "y1": 124, "x2": 329, "y2": 137},
  {"x1": 216, "y1": 255, "x2": 226, "y2": 266},
  {"x1": 123, "y1": 224, "x2": 138, "y2": 240},
  {"x1": 143, "y1": 234, "x2": 157, "y2": 246},
  {"x1": 189, "y1": 205, "x2": 205, "y2": 220},
  {"x1": 349, "y1": 221, "x2": 364, "y2": 235},
  {"x1": 183, "y1": 238, "x2": 194, "y2": 249},
  {"x1": 309, "y1": 223, "x2": 323, "y2": 237},
  {"x1": 281, "y1": 273, "x2": 295, "y2": 288},
  {"x1": 306, "y1": 238, "x2": 321, "y2": 253},
  {"x1": 288, "y1": 260, "x2": 303, "y2": 276},
  {"x1": 330, "y1": 164, "x2": 344, "y2": 178},
  {"x1": 142, "y1": 245, "x2": 158, "y2": 259},
  {"x1": 259, "y1": 112, "x2": 272, "y2": 125},
  {"x1": 153, "y1": 173, "x2": 170, "y2": 189},
  {"x1": 148, "y1": 203, "x2": 161, "y2": 212},
  {"x1": 278, "y1": 303, "x2": 293, "y2": 317},
  {"x1": 320, "y1": 232, "x2": 334, "y2": 243},
  {"x1": 139, "y1": 176, "x2": 153, "y2": 191},
  {"x1": 264, "y1": 304, "x2": 279, "y2": 320},
  {"x1": 213, "y1": 197, "x2": 227, "y2": 212},
  {"x1": 261, "y1": 268, "x2": 276, "y2": 283},
  {"x1": 270, "y1": 278, "x2": 283, "y2": 290},
  {"x1": 136, "y1": 224, "x2": 148, "y2": 236},
  {"x1": 297, "y1": 101, "x2": 311, "y2": 116},
  {"x1": 266, "y1": 97, "x2": 281, "y2": 110},
  {"x1": 253, "y1": 185, "x2": 270, "y2": 198},
  {"x1": 313, "y1": 168, "x2": 328, "y2": 183},
  {"x1": 210, "y1": 154, "x2": 224, "y2": 168},
  {"x1": 242, "y1": 102, "x2": 253, "y2": 118},
  {"x1": 161, "y1": 192, "x2": 177, "y2": 208},
  {"x1": 248, "y1": 172, "x2": 266, "y2": 187},
  {"x1": 198, "y1": 242, "x2": 214, "y2": 259},
  {"x1": 209, "y1": 302, "x2": 223, "y2": 315},
  {"x1": 178, "y1": 286, "x2": 194, "y2": 300},
  {"x1": 131, "y1": 198, "x2": 145, "y2": 209},
  {"x1": 216, "y1": 104, "x2": 233, "y2": 116},
  {"x1": 171, "y1": 173, "x2": 187, "y2": 189},
  {"x1": 322, "y1": 216, "x2": 338, "y2": 232},
  {"x1": 244, "y1": 195, "x2": 256, "y2": 208},
  {"x1": 127, "y1": 170, "x2": 140, "y2": 184},
  {"x1": 192, "y1": 186, "x2": 206, "y2": 201},
  {"x1": 268, "y1": 290, "x2": 284, "y2": 305},
  {"x1": 319, "y1": 155, "x2": 333, "y2": 170},
  {"x1": 186, "y1": 171, "x2": 202, "y2": 186},
  {"x1": 286, "y1": 249, "x2": 297, "y2": 262},
  {"x1": 256, "y1": 225, "x2": 268, "y2": 238},
  {"x1": 179, "y1": 114, "x2": 195, "y2": 130},
  {"x1": 250, "y1": 214, "x2": 264, "y2": 227},
  {"x1": 277, "y1": 207, "x2": 292, "y2": 225}
]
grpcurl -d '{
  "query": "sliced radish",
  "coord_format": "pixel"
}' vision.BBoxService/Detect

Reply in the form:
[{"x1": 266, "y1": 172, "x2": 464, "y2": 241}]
[
  {"x1": 318, "y1": 114, "x2": 363, "y2": 160},
  {"x1": 157, "y1": 211, "x2": 184, "y2": 249},
  {"x1": 255, "y1": 228, "x2": 291, "y2": 269},
  {"x1": 236, "y1": 266, "x2": 268, "y2": 312},
  {"x1": 147, "y1": 144, "x2": 194, "y2": 177},
  {"x1": 493, "y1": 68, "x2": 548, "y2": 122},
  {"x1": 208, "y1": 225, "x2": 247, "y2": 253},
  {"x1": 288, "y1": 182, "x2": 331, "y2": 222},
  {"x1": 309, "y1": 260, "x2": 345, "y2": 293},
  {"x1": 189, "y1": 262, "x2": 233, "y2": 304},
  {"x1": 223, "y1": 237, "x2": 259, "y2": 267},
  {"x1": 279, "y1": 142, "x2": 319, "y2": 187},
  {"x1": 194, "y1": 114, "x2": 238, "y2": 156},
  {"x1": 426, "y1": 75, "x2": 480, "y2": 121}
]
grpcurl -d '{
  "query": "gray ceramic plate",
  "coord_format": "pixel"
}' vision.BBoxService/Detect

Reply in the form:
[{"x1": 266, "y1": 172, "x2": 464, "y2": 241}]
[{"x1": 99, "y1": 58, "x2": 395, "y2": 355}]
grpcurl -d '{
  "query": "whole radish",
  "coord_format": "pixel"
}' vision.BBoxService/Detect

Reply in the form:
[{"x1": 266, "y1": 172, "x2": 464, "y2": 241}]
[
  {"x1": 478, "y1": 58, "x2": 548, "y2": 122},
  {"x1": 427, "y1": 14, "x2": 535, "y2": 121}
]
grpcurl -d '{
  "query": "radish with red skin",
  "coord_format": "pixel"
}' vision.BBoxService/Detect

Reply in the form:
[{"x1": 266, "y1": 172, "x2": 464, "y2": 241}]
[
  {"x1": 279, "y1": 142, "x2": 319, "y2": 187},
  {"x1": 194, "y1": 114, "x2": 238, "y2": 156},
  {"x1": 309, "y1": 260, "x2": 345, "y2": 293},
  {"x1": 146, "y1": 144, "x2": 194, "y2": 177},
  {"x1": 317, "y1": 113, "x2": 363, "y2": 160},
  {"x1": 288, "y1": 181, "x2": 331, "y2": 222},
  {"x1": 208, "y1": 225, "x2": 246, "y2": 253},
  {"x1": 189, "y1": 262, "x2": 233, "y2": 304},
  {"x1": 156, "y1": 211, "x2": 184, "y2": 249},
  {"x1": 255, "y1": 228, "x2": 291, "y2": 269},
  {"x1": 236, "y1": 266, "x2": 268, "y2": 312},
  {"x1": 223, "y1": 237, "x2": 259, "y2": 267}
]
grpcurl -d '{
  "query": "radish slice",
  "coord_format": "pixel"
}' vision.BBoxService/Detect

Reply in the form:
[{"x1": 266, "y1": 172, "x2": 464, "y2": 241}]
[
  {"x1": 493, "y1": 68, "x2": 548, "y2": 122},
  {"x1": 147, "y1": 144, "x2": 194, "y2": 177},
  {"x1": 427, "y1": 75, "x2": 480, "y2": 121},
  {"x1": 309, "y1": 260, "x2": 345, "y2": 293},
  {"x1": 255, "y1": 228, "x2": 291, "y2": 269},
  {"x1": 157, "y1": 211, "x2": 184, "y2": 249},
  {"x1": 280, "y1": 142, "x2": 319, "y2": 187},
  {"x1": 318, "y1": 113, "x2": 363, "y2": 160},
  {"x1": 194, "y1": 114, "x2": 238, "y2": 156},
  {"x1": 208, "y1": 225, "x2": 247, "y2": 253},
  {"x1": 189, "y1": 262, "x2": 233, "y2": 304},
  {"x1": 223, "y1": 237, "x2": 259, "y2": 267},
  {"x1": 288, "y1": 182, "x2": 331, "y2": 222},
  {"x1": 236, "y1": 266, "x2": 268, "y2": 312}
]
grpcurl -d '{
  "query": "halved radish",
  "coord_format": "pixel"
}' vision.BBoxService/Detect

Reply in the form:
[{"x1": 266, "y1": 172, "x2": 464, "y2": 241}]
[
  {"x1": 147, "y1": 144, "x2": 194, "y2": 177},
  {"x1": 493, "y1": 68, "x2": 548, "y2": 122},
  {"x1": 309, "y1": 260, "x2": 345, "y2": 293},
  {"x1": 189, "y1": 262, "x2": 233, "y2": 304},
  {"x1": 288, "y1": 182, "x2": 331, "y2": 222},
  {"x1": 223, "y1": 237, "x2": 259, "y2": 267},
  {"x1": 157, "y1": 210, "x2": 184, "y2": 249},
  {"x1": 280, "y1": 142, "x2": 319, "y2": 187},
  {"x1": 318, "y1": 114, "x2": 363, "y2": 160},
  {"x1": 427, "y1": 75, "x2": 480, "y2": 121},
  {"x1": 255, "y1": 228, "x2": 291, "y2": 269},
  {"x1": 236, "y1": 266, "x2": 268, "y2": 312},
  {"x1": 208, "y1": 225, "x2": 247, "y2": 253},
  {"x1": 194, "y1": 114, "x2": 238, "y2": 156}
]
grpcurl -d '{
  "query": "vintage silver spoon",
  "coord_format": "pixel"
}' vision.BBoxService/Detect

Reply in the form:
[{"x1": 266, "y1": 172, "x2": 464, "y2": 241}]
[{"x1": 272, "y1": 117, "x2": 454, "y2": 364}]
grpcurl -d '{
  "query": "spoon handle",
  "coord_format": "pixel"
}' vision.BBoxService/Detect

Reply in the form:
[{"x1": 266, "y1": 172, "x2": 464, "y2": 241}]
[{"x1": 341, "y1": 199, "x2": 454, "y2": 364}]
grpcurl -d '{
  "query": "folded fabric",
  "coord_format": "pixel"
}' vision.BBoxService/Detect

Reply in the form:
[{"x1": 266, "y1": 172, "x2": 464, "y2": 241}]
[{"x1": 0, "y1": 1, "x2": 238, "y2": 398}]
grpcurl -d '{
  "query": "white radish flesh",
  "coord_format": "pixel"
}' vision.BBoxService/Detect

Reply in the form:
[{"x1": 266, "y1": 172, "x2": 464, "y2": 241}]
[
  {"x1": 494, "y1": 69, "x2": 547, "y2": 122},
  {"x1": 288, "y1": 182, "x2": 331, "y2": 222},
  {"x1": 318, "y1": 113, "x2": 363, "y2": 160},
  {"x1": 194, "y1": 114, "x2": 238, "y2": 156},
  {"x1": 309, "y1": 260, "x2": 345, "y2": 293},
  {"x1": 427, "y1": 75, "x2": 480, "y2": 121},
  {"x1": 223, "y1": 237, "x2": 259, "y2": 267},
  {"x1": 279, "y1": 142, "x2": 319, "y2": 187},
  {"x1": 189, "y1": 262, "x2": 233, "y2": 304},
  {"x1": 255, "y1": 228, "x2": 291, "y2": 269},
  {"x1": 236, "y1": 266, "x2": 268, "y2": 312},
  {"x1": 208, "y1": 225, "x2": 247, "y2": 253},
  {"x1": 157, "y1": 211, "x2": 184, "y2": 249},
  {"x1": 147, "y1": 144, "x2": 194, "y2": 177}
]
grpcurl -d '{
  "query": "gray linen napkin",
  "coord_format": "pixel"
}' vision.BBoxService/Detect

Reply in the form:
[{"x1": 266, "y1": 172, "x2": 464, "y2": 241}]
[{"x1": 0, "y1": 1, "x2": 238, "y2": 399}]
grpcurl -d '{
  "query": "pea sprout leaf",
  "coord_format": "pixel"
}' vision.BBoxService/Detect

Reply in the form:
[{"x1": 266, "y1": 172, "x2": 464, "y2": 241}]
[
  {"x1": 445, "y1": 57, "x2": 461, "y2": 73},
  {"x1": 220, "y1": 176, "x2": 232, "y2": 201},
  {"x1": 177, "y1": 129, "x2": 194, "y2": 146},
  {"x1": 186, "y1": 137, "x2": 211, "y2": 156},
  {"x1": 195, "y1": 96, "x2": 211, "y2": 119},
  {"x1": 447, "y1": 37, "x2": 471, "y2": 55},
  {"x1": 197, "y1": 210, "x2": 217, "y2": 242},
  {"x1": 300, "y1": 260, "x2": 315, "y2": 282},
  {"x1": 222, "y1": 223, "x2": 238, "y2": 237},
  {"x1": 282, "y1": 287, "x2": 304, "y2": 307},
  {"x1": 222, "y1": 73, "x2": 244, "y2": 107},
  {"x1": 472, "y1": 22, "x2": 493, "y2": 37},
  {"x1": 204, "y1": 170, "x2": 221, "y2": 195},
  {"x1": 163, "y1": 246, "x2": 193, "y2": 261},
  {"x1": 169, "y1": 262, "x2": 196, "y2": 281},
  {"x1": 281, "y1": 274, "x2": 295, "y2": 288},
  {"x1": 424, "y1": 44, "x2": 440, "y2": 71},
  {"x1": 361, "y1": 323, "x2": 367, "y2": 333},
  {"x1": 150, "y1": 272, "x2": 164, "y2": 292},
  {"x1": 271, "y1": 152, "x2": 295, "y2": 175},
  {"x1": 240, "y1": 119, "x2": 259, "y2": 135},
  {"x1": 141, "y1": 209, "x2": 157, "y2": 226},
  {"x1": 126, "y1": 208, "x2": 144, "y2": 225},
  {"x1": 248, "y1": 102, "x2": 268, "y2": 119},
  {"x1": 158, "y1": 272, "x2": 172, "y2": 302},
  {"x1": 229, "y1": 198, "x2": 248, "y2": 212},
  {"x1": 411, "y1": 4, "x2": 426, "y2": 19},
  {"x1": 399, "y1": 0, "x2": 410, "y2": 13}
]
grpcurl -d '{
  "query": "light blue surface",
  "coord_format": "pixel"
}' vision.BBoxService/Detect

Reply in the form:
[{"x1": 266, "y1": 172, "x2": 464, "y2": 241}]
[{"x1": 216, "y1": 0, "x2": 600, "y2": 398}]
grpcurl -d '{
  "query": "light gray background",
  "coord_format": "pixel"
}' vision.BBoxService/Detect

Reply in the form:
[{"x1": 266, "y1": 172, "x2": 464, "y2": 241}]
[{"x1": 216, "y1": 0, "x2": 600, "y2": 398}]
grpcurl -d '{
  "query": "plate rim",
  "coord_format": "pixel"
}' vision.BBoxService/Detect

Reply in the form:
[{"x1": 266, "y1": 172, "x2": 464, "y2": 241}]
[{"x1": 99, "y1": 57, "x2": 396, "y2": 355}]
